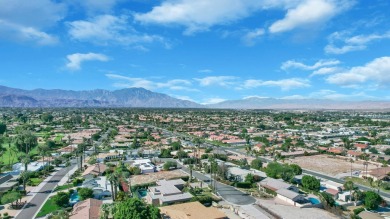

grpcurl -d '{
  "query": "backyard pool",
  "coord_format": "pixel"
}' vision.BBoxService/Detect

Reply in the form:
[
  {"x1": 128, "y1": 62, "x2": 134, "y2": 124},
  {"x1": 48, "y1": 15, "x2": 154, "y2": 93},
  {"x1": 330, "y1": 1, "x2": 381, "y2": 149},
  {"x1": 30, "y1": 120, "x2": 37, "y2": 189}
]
[
  {"x1": 308, "y1": 197, "x2": 321, "y2": 205},
  {"x1": 138, "y1": 189, "x2": 148, "y2": 198},
  {"x1": 70, "y1": 191, "x2": 80, "y2": 205}
]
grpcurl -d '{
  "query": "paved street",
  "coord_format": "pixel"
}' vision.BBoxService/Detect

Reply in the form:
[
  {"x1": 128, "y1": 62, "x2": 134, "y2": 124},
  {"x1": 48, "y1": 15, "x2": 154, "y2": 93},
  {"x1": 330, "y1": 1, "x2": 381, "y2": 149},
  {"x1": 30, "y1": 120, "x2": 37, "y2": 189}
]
[
  {"x1": 178, "y1": 163, "x2": 256, "y2": 205},
  {"x1": 15, "y1": 164, "x2": 76, "y2": 219}
]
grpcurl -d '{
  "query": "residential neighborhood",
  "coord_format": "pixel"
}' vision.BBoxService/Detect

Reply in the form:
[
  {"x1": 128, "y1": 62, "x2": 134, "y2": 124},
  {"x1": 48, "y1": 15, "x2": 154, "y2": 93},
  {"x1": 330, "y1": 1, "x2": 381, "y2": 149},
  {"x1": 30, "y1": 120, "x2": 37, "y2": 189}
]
[{"x1": 0, "y1": 109, "x2": 389, "y2": 219}]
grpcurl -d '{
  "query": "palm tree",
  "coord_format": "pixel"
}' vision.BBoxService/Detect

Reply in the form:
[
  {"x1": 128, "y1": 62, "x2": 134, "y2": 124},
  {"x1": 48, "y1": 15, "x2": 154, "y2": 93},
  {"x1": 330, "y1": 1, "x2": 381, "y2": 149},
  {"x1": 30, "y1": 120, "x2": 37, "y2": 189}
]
[
  {"x1": 343, "y1": 181, "x2": 354, "y2": 202},
  {"x1": 367, "y1": 177, "x2": 374, "y2": 188},
  {"x1": 376, "y1": 179, "x2": 383, "y2": 194},
  {"x1": 20, "y1": 171, "x2": 31, "y2": 191},
  {"x1": 106, "y1": 173, "x2": 115, "y2": 201},
  {"x1": 21, "y1": 155, "x2": 30, "y2": 172},
  {"x1": 100, "y1": 203, "x2": 113, "y2": 219},
  {"x1": 349, "y1": 159, "x2": 354, "y2": 177},
  {"x1": 189, "y1": 164, "x2": 193, "y2": 182}
]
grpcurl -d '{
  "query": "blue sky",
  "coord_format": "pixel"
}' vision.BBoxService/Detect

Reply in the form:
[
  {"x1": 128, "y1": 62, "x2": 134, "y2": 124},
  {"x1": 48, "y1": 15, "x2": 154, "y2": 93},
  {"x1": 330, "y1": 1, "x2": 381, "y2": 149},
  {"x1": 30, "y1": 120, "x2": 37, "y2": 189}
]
[{"x1": 1, "y1": 0, "x2": 390, "y2": 104}]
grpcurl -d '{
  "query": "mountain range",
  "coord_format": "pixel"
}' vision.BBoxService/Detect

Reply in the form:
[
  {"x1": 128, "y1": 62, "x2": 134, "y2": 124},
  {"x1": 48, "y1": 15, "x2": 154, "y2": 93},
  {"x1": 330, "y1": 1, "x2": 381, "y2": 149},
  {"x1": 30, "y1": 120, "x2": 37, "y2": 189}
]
[
  {"x1": 0, "y1": 85, "x2": 200, "y2": 108},
  {"x1": 0, "y1": 85, "x2": 390, "y2": 109}
]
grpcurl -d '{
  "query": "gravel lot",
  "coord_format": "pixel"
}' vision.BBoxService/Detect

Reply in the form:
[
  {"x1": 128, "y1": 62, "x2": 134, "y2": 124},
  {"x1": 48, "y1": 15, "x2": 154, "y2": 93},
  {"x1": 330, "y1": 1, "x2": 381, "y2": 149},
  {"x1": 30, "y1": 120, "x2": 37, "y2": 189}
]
[
  {"x1": 287, "y1": 155, "x2": 376, "y2": 176},
  {"x1": 131, "y1": 169, "x2": 188, "y2": 185}
]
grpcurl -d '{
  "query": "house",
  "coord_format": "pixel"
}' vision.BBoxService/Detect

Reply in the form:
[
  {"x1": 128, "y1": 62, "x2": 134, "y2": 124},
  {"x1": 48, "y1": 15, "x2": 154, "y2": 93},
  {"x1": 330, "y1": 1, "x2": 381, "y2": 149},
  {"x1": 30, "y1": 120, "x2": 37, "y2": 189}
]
[
  {"x1": 355, "y1": 143, "x2": 370, "y2": 152},
  {"x1": 70, "y1": 198, "x2": 102, "y2": 219},
  {"x1": 146, "y1": 179, "x2": 192, "y2": 206},
  {"x1": 358, "y1": 211, "x2": 384, "y2": 219},
  {"x1": 276, "y1": 188, "x2": 306, "y2": 206},
  {"x1": 323, "y1": 180, "x2": 343, "y2": 192},
  {"x1": 0, "y1": 174, "x2": 19, "y2": 194},
  {"x1": 96, "y1": 152, "x2": 122, "y2": 162},
  {"x1": 159, "y1": 201, "x2": 226, "y2": 219},
  {"x1": 347, "y1": 150, "x2": 363, "y2": 159},
  {"x1": 82, "y1": 164, "x2": 107, "y2": 180},
  {"x1": 361, "y1": 166, "x2": 390, "y2": 181},
  {"x1": 338, "y1": 191, "x2": 351, "y2": 202},
  {"x1": 227, "y1": 167, "x2": 266, "y2": 182},
  {"x1": 133, "y1": 159, "x2": 156, "y2": 173},
  {"x1": 258, "y1": 177, "x2": 299, "y2": 193},
  {"x1": 82, "y1": 176, "x2": 112, "y2": 199}
]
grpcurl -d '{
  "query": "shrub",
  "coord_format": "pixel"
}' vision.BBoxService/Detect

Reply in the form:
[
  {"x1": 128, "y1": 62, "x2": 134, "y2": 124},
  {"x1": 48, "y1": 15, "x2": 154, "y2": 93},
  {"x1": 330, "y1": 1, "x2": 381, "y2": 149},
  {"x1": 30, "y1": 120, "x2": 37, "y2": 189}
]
[{"x1": 235, "y1": 182, "x2": 252, "y2": 188}]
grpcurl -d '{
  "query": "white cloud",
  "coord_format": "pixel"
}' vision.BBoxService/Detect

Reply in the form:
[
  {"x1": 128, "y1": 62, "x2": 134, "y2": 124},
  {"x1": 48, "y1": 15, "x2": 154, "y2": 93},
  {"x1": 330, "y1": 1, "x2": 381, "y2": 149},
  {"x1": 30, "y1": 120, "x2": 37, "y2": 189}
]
[
  {"x1": 280, "y1": 95, "x2": 306, "y2": 99},
  {"x1": 66, "y1": 53, "x2": 109, "y2": 70},
  {"x1": 135, "y1": 0, "x2": 352, "y2": 35},
  {"x1": 134, "y1": 0, "x2": 262, "y2": 34},
  {"x1": 310, "y1": 67, "x2": 341, "y2": 77},
  {"x1": 68, "y1": 15, "x2": 165, "y2": 46},
  {"x1": 0, "y1": 0, "x2": 65, "y2": 45},
  {"x1": 308, "y1": 90, "x2": 376, "y2": 100},
  {"x1": 201, "y1": 98, "x2": 227, "y2": 105},
  {"x1": 194, "y1": 76, "x2": 237, "y2": 87},
  {"x1": 106, "y1": 74, "x2": 197, "y2": 91},
  {"x1": 0, "y1": 20, "x2": 58, "y2": 45},
  {"x1": 269, "y1": 0, "x2": 351, "y2": 33},
  {"x1": 281, "y1": 59, "x2": 340, "y2": 71},
  {"x1": 198, "y1": 69, "x2": 213, "y2": 73},
  {"x1": 243, "y1": 95, "x2": 269, "y2": 99},
  {"x1": 243, "y1": 78, "x2": 310, "y2": 90},
  {"x1": 242, "y1": 28, "x2": 265, "y2": 46},
  {"x1": 325, "y1": 31, "x2": 390, "y2": 54},
  {"x1": 326, "y1": 56, "x2": 390, "y2": 88}
]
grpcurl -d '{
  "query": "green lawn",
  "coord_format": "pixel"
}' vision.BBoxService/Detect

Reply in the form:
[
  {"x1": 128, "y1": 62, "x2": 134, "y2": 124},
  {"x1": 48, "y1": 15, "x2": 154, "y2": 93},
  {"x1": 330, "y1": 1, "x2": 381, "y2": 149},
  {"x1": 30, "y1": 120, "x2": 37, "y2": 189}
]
[
  {"x1": 54, "y1": 134, "x2": 64, "y2": 143},
  {"x1": 36, "y1": 197, "x2": 60, "y2": 217},
  {"x1": 344, "y1": 177, "x2": 387, "y2": 191},
  {"x1": 54, "y1": 184, "x2": 74, "y2": 192},
  {"x1": 28, "y1": 178, "x2": 43, "y2": 186},
  {"x1": 0, "y1": 142, "x2": 39, "y2": 166}
]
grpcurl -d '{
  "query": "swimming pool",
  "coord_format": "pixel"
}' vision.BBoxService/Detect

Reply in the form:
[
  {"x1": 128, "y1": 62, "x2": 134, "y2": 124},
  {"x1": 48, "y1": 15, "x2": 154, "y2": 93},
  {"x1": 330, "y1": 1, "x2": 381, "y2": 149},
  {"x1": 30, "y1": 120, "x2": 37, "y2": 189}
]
[
  {"x1": 308, "y1": 197, "x2": 321, "y2": 204},
  {"x1": 70, "y1": 191, "x2": 80, "y2": 204},
  {"x1": 138, "y1": 189, "x2": 147, "y2": 198}
]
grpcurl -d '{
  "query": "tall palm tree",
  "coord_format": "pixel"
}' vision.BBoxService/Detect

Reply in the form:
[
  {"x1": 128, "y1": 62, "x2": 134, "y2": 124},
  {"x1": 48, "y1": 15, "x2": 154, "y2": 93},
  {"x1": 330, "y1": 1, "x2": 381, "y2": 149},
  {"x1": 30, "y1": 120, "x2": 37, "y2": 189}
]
[
  {"x1": 349, "y1": 159, "x2": 354, "y2": 177},
  {"x1": 20, "y1": 171, "x2": 31, "y2": 191},
  {"x1": 343, "y1": 181, "x2": 354, "y2": 202},
  {"x1": 106, "y1": 173, "x2": 116, "y2": 201},
  {"x1": 189, "y1": 164, "x2": 193, "y2": 182}
]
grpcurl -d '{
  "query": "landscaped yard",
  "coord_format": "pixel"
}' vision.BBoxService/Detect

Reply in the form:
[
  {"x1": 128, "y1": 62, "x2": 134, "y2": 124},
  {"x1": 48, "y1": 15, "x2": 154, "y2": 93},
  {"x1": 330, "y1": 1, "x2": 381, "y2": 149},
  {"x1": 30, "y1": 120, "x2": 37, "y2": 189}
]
[
  {"x1": 0, "y1": 142, "x2": 40, "y2": 166},
  {"x1": 28, "y1": 178, "x2": 43, "y2": 186},
  {"x1": 54, "y1": 183, "x2": 74, "y2": 192},
  {"x1": 36, "y1": 197, "x2": 59, "y2": 217}
]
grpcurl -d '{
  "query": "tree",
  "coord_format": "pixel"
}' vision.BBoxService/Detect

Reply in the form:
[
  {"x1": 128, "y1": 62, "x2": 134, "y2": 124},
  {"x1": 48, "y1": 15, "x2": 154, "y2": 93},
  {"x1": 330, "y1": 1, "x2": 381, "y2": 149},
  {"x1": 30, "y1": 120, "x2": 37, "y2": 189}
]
[
  {"x1": 189, "y1": 164, "x2": 193, "y2": 182},
  {"x1": 344, "y1": 181, "x2": 354, "y2": 202},
  {"x1": 250, "y1": 158, "x2": 263, "y2": 170},
  {"x1": 364, "y1": 191, "x2": 382, "y2": 210},
  {"x1": 301, "y1": 175, "x2": 320, "y2": 191},
  {"x1": 265, "y1": 162, "x2": 283, "y2": 178},
  {"x1": 163, "y1": 161, "x2": 177, "y2": 171},
  {"x1": 20, "y1": 171, "x2": 31, "y2": 192},
  {"x1": 113, "y1": 198, "x2": 160, "y2": 219},
  {"x1": 171, "y1": 141, "x2": 181, "y2": 151},
  {"x1": 53, "y1": 192, "x2": 70, "y2": 208},
  {"x1": 48, "y1": 210, "x2": 69, "y2": 219},
  {"x1": 384, "y1": 148, "x2": 390, "y2": 156},
  {"x1": 1, "y1": 191, "x2": 21, "y2": 205},
  {"x1": 369, "y1": 147, "x2": 379, "y2": 154},
  {"x1": 320, "y1": 192, "x2": 335, "y2": 207},
  {"x1": 78, "y1": 188, "x2": 94, "y2": 200},
  {"x1": 176, "y1": 150, "x2": 188, "y2": 160},
  {"x1": 245, "y1": 173, "x2": 255, "y2": 184},
  {"x1": 289, "y1": 164, "x2": 302, "y2": 175},
  {"x1": 0, "y1": 123, "x2": 6, "y2": 134},
  {"x1": 41, "y1": 113, "x2": 54, "y2": 123},
  {"x1": 14, "y1": 131, "x2": 38, "y2": 154},
  {"x1": 107, "y1": 173, "x2": 116, "y2": 201}
]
